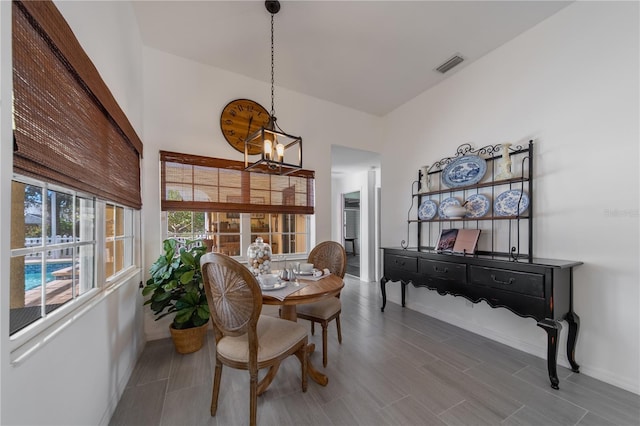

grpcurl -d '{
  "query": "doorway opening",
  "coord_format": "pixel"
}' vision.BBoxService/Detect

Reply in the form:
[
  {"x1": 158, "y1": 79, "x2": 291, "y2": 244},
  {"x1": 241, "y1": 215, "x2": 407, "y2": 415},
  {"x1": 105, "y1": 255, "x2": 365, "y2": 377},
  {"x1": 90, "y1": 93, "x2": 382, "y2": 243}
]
[{"x1": 343, "y1": 191, "x2": 360, "y2": 277}]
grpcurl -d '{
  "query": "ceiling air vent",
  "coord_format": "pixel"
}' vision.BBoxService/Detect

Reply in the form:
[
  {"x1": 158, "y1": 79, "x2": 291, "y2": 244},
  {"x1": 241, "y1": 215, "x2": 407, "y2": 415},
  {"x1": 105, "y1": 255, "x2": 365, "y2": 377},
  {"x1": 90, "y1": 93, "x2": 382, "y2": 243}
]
[{"x1": 435, "y1": 55, "x2": 464, "y2": 74}]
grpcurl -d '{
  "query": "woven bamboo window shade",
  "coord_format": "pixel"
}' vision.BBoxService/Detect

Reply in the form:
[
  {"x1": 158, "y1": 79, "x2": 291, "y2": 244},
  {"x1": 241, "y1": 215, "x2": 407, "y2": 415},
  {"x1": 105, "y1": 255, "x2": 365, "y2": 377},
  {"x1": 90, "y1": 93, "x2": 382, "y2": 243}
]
[
  {"x1": 160, "y1": 151, "x2": 315, "y2": 215},
  {"x1": 12, "y1": 0, "x2": 143, "y2": 209}
]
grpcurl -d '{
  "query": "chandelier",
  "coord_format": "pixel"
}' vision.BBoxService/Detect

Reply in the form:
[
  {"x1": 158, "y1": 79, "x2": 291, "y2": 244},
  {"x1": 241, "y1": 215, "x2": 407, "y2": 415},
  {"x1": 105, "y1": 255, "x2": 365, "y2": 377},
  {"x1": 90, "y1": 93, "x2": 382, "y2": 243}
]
[{"x1": 244, "y1": 0, "x2": 302, "y2": 175}]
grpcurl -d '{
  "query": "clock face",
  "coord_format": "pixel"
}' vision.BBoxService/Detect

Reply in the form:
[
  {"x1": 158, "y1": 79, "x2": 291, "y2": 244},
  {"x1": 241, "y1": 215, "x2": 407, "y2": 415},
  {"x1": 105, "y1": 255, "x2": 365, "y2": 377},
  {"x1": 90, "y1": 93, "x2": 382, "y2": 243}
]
[{"x1": 220, "y1": 99, "x2": 271, "y2": 154}]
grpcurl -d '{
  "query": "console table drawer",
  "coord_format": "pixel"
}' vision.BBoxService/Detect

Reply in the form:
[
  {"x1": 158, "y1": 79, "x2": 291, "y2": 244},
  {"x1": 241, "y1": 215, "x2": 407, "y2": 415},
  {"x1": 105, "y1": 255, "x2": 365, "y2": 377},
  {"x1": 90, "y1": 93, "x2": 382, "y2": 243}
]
[
  {"x1": 419, "y1": 259, "x2": 466, "y2": 282},
  {"x1": 469, "y1": 265, "x2": 544, "y2": 298},
  {"x1": 384, "y1": 254, "x2": 418, "y2": 273}
]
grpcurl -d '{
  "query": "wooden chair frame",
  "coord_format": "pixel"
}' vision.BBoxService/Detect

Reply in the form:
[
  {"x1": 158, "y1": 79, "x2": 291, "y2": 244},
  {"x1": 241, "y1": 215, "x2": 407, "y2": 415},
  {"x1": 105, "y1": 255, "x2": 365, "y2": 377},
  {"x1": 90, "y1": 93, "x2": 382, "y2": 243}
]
[
  {"x1": 296, "y1": 241, "x2": 347, "y2": 367},
  {"x1": 201, "y1": 253, "x2": 308, "y2": 426}
]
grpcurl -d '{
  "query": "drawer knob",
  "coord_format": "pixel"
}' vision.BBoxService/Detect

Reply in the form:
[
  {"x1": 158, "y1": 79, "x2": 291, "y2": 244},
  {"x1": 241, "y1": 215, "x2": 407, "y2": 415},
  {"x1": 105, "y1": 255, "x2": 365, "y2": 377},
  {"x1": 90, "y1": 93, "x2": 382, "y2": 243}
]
[
  {"x1": 491, "y1": 274, "x2": 515, "y2": 285},
  {"x1": 433, "y1": 266, "x2": 448, "y2": 273}
]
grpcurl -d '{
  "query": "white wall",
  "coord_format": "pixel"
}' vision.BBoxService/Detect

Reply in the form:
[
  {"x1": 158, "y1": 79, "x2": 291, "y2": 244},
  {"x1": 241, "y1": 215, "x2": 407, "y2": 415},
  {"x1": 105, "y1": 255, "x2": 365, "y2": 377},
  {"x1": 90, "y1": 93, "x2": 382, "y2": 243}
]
[
  {"x1": 381, "y1": 1, "x2": 639, "y2": 393},
  {"x1": 141, "y1": 47, "x2": 382, "y2": 339},
  {"x1": 0, "y1": 2, "x2": 146, "y2": 424}
]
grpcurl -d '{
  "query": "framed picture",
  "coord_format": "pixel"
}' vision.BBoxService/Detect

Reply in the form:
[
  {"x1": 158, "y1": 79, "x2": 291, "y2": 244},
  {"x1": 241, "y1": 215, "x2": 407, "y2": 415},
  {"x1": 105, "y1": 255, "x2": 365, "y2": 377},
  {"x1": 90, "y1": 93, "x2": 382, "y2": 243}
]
[{"x1": 435, "y1": 229, "x2": 458, "y2": 252}]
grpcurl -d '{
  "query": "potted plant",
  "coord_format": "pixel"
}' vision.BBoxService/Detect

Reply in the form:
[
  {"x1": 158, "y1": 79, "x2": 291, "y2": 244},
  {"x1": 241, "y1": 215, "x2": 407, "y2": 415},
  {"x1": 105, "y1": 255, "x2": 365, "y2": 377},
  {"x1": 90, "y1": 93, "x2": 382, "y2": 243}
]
[{"x1": 142, "y1": 238, "x2": 210, "y2": 354}]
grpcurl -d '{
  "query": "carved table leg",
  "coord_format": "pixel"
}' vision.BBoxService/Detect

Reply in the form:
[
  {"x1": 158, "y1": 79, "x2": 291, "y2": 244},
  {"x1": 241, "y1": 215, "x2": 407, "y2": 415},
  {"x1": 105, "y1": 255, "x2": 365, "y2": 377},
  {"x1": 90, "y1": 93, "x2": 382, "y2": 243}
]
[
  {"x1": 565, "y1": 311, "x2": 580, "y2": 373},
  {"x1": 257, "y1": 362, "x2": 281, "y2": 395},
  {"x1": 401, "y1": 280, "x2": 407, "y2": 307},
  {"x1": 380, "y1": 277, "x2": 388, "y2": 312},
  {"x1": 281, "y1": 306, "x2": 328, "y2": 386},
  {"x1": 295, "y1": 343, "x2": 328, "y2": 386},
  {"x1": 537, "y1": 319, "x2": 562, "y2": 389}
]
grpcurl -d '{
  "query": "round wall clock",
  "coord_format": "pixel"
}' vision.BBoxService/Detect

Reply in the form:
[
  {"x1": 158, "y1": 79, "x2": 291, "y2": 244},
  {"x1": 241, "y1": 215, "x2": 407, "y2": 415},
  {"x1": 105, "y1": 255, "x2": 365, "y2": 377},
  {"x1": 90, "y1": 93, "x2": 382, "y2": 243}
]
[{"x1": 220, "y1": 99, "x2": 271, "y2": 154}]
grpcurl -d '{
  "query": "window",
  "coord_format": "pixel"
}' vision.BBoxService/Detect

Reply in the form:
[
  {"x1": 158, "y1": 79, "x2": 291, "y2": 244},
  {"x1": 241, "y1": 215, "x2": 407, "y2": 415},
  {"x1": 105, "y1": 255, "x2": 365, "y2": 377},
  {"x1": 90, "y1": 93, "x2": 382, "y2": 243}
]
[
  {"x1": 159, "y1": 151, "x2": 314, "y2": 258},
  {"x1": 165, "y1": 211, "x2": 310, "y2": 258},
  {"x1": 9, "y1": 1, "x2": 143, "y2": 344},
  {"x1": 10, "y1": 178, "x2": 96, "y2": 335}
]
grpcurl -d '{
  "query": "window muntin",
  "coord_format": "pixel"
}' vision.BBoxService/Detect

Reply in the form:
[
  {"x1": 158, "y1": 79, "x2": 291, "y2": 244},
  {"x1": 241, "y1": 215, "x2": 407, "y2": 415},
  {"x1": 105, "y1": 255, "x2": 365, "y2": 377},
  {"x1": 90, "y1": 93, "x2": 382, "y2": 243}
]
[{"x1": 10, "y1": 178, "x2": 96, "y2": 335}]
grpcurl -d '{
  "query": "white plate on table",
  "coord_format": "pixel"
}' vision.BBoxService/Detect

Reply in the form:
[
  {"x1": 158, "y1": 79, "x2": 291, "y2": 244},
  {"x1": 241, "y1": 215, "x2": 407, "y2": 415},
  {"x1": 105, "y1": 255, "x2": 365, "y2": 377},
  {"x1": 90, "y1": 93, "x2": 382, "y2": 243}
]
[
  {"x1": 260, "y1": 281, "x2": 287, "y2": 291},
  {"x1": 296, "y1": 270, "x2": 316, "y2": 276}
]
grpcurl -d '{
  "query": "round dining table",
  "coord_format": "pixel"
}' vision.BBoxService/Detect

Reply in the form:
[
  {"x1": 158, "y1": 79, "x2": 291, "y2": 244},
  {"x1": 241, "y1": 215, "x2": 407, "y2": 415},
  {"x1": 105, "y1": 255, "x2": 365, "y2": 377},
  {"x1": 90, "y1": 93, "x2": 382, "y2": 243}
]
[{"x1": 260, "y1": 274, "x2": 344, "y2": 390}]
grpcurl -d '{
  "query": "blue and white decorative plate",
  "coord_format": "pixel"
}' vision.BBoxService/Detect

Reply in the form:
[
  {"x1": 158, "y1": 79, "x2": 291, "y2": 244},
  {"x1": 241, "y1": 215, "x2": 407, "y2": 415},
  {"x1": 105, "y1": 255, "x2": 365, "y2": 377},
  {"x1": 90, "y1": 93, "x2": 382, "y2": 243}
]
[
  {"x1": 418, "y1": 199, "x2": 437, "y2": 220},
  {"x1": 465, "y1": 194, "x2": 490, "y2": 218},
  {"x1": 494, "y1": 190, "x2": 529, "y2": 216},
  {"x1": 438, "y1": 197, "x2": 462, "y2": 219},
  {"x1": 442, "y1": 155, "x2": 487, "y2": 188}
]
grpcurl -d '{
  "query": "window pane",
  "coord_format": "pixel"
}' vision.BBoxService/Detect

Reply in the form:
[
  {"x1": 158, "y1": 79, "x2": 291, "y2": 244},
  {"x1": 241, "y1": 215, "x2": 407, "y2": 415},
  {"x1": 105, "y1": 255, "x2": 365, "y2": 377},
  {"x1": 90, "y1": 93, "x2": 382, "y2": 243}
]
[
  {"x1": 167, "y1": 211, "x2": 205, "y2": 238},
  {"x1": 106, "y1": 204, "x2": 115, "y2": 238},
  {"x1": 12, "y1": 181, "x2": 44, "y2": 250},
  {"x1": 105, "y1": 240, "x2": 115, "y2": 277},
  {"x1": 46, "y1": 190, "x2": 74, "y2": 239},
  {"x1": 115, "y1": 240, "x2": 124, "y2": 272},
  {"x1": 115, "y1": 206, "x2": 124, "y2": 236},
  {"x1": 9, "y1": 255, "x2": 40, "y2": 334},
  {"x1": 77, "y1": 196, "x2": 95, "y2": 242}
]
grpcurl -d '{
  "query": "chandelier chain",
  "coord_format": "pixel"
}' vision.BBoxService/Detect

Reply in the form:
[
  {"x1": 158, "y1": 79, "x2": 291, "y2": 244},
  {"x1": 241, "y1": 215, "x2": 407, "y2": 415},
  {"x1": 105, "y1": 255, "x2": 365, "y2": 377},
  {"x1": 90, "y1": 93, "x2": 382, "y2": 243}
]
[{"x1": 270, "y1": 12, "x2": 275, "y2": 117}]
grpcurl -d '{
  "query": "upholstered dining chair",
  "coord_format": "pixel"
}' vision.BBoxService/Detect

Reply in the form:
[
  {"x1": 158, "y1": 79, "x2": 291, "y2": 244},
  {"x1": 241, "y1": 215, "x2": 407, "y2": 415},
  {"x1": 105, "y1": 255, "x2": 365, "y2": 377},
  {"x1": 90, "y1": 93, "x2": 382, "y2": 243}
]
[
  {"x1": 295, "y1": 241, "x2": 347, "y2": 367},
  {"x1": 200, "y1": 252, "x2": 308, "y2": 426}
]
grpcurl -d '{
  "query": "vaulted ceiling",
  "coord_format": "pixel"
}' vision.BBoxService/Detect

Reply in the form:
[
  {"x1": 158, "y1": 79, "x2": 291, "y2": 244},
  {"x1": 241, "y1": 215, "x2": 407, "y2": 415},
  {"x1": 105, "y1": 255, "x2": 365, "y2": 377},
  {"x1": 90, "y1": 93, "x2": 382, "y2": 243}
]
[{"x1": 132, "y1": 1, "x2": 572, "y2": 117}]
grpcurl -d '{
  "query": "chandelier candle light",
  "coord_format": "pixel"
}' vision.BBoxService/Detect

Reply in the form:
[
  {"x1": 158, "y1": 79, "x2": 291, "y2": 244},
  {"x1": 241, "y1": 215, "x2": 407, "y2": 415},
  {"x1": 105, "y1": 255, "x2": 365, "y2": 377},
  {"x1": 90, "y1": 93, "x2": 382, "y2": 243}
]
[{"x1": 244, "y1": 0, "x2": 303, "y2": 175}]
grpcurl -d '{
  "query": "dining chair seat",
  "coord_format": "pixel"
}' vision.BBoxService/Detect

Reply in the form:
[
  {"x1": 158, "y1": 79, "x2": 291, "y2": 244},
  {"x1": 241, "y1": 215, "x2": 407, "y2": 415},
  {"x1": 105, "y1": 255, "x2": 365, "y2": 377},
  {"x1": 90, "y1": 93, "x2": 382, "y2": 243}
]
[
  {"x1": 217, "y1": 315, "x2": 308, "y2": 363},
  {"x1": 296, "y1": 297, "x2": 341, "y2": 320}
]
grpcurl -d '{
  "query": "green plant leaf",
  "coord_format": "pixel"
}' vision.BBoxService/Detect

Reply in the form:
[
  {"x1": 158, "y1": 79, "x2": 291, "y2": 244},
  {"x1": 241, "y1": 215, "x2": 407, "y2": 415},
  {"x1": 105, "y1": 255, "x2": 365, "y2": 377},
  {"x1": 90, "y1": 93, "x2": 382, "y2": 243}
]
[
  {"x1": 180, "y1": 270, "x2": 195, "y2": 284},
  {"x1": 174, "y1": 307, "x2": 194, "y2": 324},
  {"x1": 197, "y1": 305, "x2": 210, "y2": 319},
  {"x1": 141, "y1": 283, "x2": 157, "y2": 296}
]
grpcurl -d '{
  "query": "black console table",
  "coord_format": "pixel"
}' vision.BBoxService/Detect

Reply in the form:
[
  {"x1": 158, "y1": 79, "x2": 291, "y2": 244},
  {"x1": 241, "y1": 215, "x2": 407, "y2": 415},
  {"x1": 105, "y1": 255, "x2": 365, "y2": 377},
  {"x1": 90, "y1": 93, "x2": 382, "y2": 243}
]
[{"x1": 381, "y1": 247, "x2": 582, "y2": 390}]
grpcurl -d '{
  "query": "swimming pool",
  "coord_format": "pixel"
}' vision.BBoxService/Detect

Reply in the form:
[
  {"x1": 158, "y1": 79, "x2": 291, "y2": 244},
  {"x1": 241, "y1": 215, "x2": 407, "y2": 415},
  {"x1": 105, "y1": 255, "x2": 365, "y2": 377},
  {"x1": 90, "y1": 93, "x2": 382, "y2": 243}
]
[{"x1": 24, "y1": 262, "x2": 73, "y2": 291}]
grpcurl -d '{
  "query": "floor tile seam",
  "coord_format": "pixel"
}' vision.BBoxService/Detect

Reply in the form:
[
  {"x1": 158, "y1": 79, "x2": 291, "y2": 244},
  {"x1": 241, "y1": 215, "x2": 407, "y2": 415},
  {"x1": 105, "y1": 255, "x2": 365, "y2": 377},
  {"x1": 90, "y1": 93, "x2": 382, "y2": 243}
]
[
  {"x1": 438, "y1": 398, "x2": 467, "y2": 418},
  {"x1": 133, "y1": 376, "x2": 170, "y2": 389},
  {"x1": 377, "y1": 393, "x2": 412, "y2": 411},
  {"x1": 467, "y1": 363, "x2": 591, "y2": 422},
  {"x1": 572, "y1": 410, "x2": 589, "y2": 426},
  {"x1": 500, "y1": 404, "x2": 527, "y2": 425},
  {"x1": 423, "y1": 360, "x2": 523, "y2": 415},
  {"x1": 514, "y1": 366, "x2": 629, "y2": 424},
  {"x1": 403, "y1": 391, "x2": 451, "y2": 422}
]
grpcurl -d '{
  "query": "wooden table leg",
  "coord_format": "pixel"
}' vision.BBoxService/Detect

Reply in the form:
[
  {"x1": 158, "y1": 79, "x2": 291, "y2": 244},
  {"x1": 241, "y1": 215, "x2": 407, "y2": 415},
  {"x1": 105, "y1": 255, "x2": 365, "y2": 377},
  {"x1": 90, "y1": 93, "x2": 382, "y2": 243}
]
[
  {"x1": 280, "y1": 305, "x2": 329, "y2": 386},
  {"x1": 257, "y1": 362, "x2": 281, "y2": 395}
]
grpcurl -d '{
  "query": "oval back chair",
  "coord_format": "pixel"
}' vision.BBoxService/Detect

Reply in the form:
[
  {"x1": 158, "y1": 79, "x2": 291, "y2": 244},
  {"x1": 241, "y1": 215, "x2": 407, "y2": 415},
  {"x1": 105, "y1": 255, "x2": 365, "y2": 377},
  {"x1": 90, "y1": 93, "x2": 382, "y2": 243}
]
[
  {"x1": 296, "y1": 241, "x2": 347, "y2": 367},
  {"x1": 201, "y1": 252, "x2": 308, "y2": 426}
]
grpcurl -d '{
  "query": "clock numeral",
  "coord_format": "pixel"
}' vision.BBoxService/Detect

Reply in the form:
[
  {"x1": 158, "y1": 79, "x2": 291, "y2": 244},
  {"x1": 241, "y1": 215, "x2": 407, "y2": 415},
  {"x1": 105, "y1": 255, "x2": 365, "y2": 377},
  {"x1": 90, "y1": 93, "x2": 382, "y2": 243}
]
[
  {"x1": 229, "y1": 110, "x2": 237, "y2": 117},
  {"x1": 224, "y1": 119, "x2": 233, "y2": 125},
  {"x1": 226, "y1": 129, "x2": 236, "y2": 136},
  {"x1": 236, "y1": 105, "x2": 244, "y2": 112}
]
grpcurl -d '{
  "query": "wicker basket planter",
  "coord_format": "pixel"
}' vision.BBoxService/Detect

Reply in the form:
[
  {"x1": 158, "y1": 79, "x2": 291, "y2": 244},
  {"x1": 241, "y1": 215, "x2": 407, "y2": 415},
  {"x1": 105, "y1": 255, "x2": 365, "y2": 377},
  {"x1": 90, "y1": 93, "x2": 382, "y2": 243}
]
[{"x1": 169, "y1": 322, "x2": 209, "y2": 354}]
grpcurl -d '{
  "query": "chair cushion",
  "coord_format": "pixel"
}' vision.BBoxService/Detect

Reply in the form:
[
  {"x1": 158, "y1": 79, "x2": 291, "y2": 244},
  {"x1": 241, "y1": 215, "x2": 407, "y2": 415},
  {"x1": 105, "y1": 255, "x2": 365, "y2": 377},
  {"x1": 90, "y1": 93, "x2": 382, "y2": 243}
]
[
  {"x1": 296, "y1": 297, "x2": 341, "y2": 320},
  {"x1": 217, "y1": 315, "x2": 307, "y2": 363}
]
